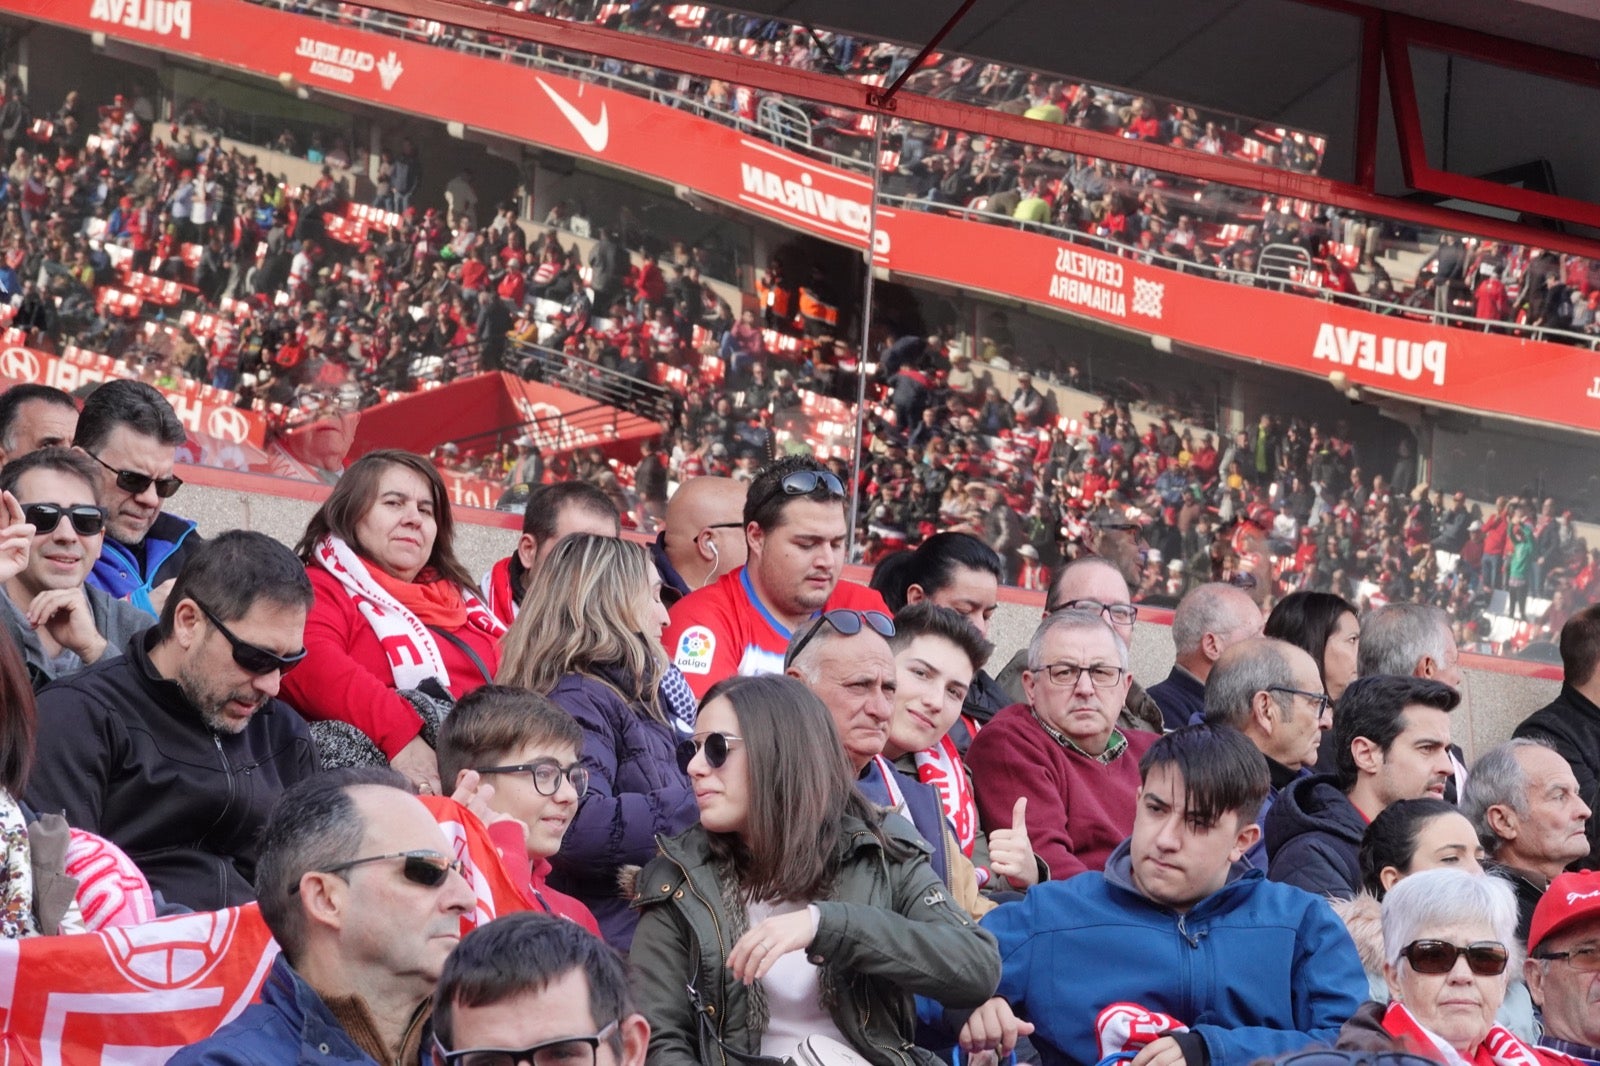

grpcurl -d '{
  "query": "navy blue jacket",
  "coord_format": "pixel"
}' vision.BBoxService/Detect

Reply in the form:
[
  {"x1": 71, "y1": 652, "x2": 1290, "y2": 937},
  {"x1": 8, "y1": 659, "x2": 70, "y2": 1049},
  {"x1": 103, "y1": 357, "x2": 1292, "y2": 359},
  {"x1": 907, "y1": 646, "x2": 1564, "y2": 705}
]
[
  {"x1": 168, "y1": 954, "x2": 393, "y2": 1064},
  {"x1": 1263, "y1": 773, "x2": 1366, "y2": 899},
  {"x1": 980, "y1": 840, "x2": 1366, "y2": 1066},
  {"x1": 1147, "y1": 665, "x2": 1206, "y2": 733}
]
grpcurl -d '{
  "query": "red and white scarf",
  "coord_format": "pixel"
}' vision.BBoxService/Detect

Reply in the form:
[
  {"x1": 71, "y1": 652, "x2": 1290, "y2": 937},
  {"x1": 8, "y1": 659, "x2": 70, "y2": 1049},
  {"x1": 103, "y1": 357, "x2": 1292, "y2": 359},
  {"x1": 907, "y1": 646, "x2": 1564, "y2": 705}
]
[
  {"x1": 913, "y1": 735, "x2": 978, "y2": 857},
  {"x1": 312, "y1": 534, "x2": 503, "y2": 692},
  {"x1": 1096, "y1": 1002, "x2": 1190, "y2": 1060},
  {"x1": 1383, "y1": 1002, "x2": 1558, "y2": 1066}
]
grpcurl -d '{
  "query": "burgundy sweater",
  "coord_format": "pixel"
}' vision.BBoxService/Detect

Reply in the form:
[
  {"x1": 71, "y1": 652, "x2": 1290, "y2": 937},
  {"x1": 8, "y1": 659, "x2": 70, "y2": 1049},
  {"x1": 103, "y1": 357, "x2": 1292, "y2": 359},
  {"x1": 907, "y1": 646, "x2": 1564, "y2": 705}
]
[{"x1": 966, "y1": 703, "x2": 1159, "y2": 880}]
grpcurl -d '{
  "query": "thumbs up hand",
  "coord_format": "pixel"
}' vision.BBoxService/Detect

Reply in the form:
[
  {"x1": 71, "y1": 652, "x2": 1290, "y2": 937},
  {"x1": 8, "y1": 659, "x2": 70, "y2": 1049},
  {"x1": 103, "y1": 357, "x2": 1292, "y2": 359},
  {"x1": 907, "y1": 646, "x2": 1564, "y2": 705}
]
[{"x1": 987, "y1": 796, "x2": 1039, "y2": 888}]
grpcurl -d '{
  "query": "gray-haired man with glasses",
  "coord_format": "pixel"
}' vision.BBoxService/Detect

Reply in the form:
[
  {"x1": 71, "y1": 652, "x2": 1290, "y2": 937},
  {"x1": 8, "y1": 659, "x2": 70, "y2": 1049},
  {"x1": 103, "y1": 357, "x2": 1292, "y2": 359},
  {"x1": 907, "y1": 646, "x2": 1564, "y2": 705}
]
[
  {"x1": 968, "y1": 606, "x2": 1161, "y2": 881},
  {"x1": 1527, "y1": 869, "x2": 1600, "y2": 1064},
  {"x1": 431, "y1": 912, "x2": 648, "y2": 1066},
  {"x1": 171, "y1": 767, "x2": 477, "y2": 1066}
]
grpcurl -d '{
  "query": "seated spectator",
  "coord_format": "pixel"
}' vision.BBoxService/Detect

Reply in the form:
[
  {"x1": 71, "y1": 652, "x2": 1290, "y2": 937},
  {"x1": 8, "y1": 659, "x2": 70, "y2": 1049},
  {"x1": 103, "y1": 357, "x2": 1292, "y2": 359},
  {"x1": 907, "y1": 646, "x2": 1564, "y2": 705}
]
[
  {"x1": 664, "y1": 456, "x2": 887, "y2": 699},
  {"x1": 1526, "y1": 870, "x2": 1600, "y2": 1064},
  {"x1": 1333, "y1": 798, "x2": 1485, "y2": 1000},
  {"x1": 1203, "y1": 637, "x2": 1331, "y2": 867},
  {"x1": 431, "y1": 912, "x2": 649, "y2": 1066},
  {"x1": 0, "y1": 449, "x2": 149, "y2": 686},
  {"x1": 650, "y1": 476, "x2": 748, "y2": 609},
  {"x1": 959, "y1": 725, "x2": 1367, "y2": 1066},
  {"x1": 0, "y1": 384, "x2": 77, "y2": 465},
  {"x1": 74, "y1": 380, "x2": 201, "y2": 617},
  {"x1": 881, "y1": 602, "x2": 1041, "y2": 891},
  {"x1": 435, "y1": 684, "x2": 599, "y2": 935},
  {"x1": 497, "y1": 534, "x2": 696, "y2": 950},
  {"x1": 1335, "y1": 869, "x2": 1562, "y2": 1065},
  {"x1": 25, "y1": 530, "x2": 318, "y2": 911},
  {"x1": 283, "y1": 449, "x2": 505, "y2": 796},
  {"x1": 872, "y1": 532, "x2": 1008, "y2": 738},
  {"x1": 966, "y1": 605, "x2": 1159, "y2": 880},
  {"x1": 1461, "y1": 739, "x2": 1592, "y2": 941},
  {"x1": 482, "y1": 480, "x2": 621, "y2": 627},
  {"x1": 1265, "y1": 676, "x2": 1459, "y2": 899},
  {"x1": 630, "y1": 674, "x2": 1002, "y2": 1065},
  {"x1": 1513, "y1": 603, "x2": 1600, "y2": 871},
  {"x1": 1149, "y1": 581, "x2": 1264, "y2": 730},
  {"x1": 170, "y1": 768, "x2": 476, "y2": 1065}
]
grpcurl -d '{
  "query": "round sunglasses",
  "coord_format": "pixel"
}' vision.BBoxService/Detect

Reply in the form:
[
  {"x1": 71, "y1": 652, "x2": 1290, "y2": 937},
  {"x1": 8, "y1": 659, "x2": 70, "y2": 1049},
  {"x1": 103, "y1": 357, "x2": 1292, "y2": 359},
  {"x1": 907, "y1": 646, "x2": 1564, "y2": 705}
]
[
  {"x1": 677, "y1": 731, "x2": 744, "y2": 774},
  {"x1": 1399, "y1": 939, "x2": 1509, "y2": 976}
]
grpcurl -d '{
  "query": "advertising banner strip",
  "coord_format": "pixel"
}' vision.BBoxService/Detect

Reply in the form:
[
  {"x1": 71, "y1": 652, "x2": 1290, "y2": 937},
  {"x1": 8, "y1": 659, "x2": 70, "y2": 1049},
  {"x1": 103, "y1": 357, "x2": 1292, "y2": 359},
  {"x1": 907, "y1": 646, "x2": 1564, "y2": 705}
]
[{"x1": 27, "y1": 0, "x2": 1598, "y2": 434}]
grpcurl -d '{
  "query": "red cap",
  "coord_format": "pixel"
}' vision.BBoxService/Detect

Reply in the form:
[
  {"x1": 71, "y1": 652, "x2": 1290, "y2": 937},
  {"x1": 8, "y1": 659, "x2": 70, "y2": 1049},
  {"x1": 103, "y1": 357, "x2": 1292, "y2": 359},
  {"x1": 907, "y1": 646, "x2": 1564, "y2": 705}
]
[{"x1": 1529, "y1": 870, "x2": 1600, "y2": 952}]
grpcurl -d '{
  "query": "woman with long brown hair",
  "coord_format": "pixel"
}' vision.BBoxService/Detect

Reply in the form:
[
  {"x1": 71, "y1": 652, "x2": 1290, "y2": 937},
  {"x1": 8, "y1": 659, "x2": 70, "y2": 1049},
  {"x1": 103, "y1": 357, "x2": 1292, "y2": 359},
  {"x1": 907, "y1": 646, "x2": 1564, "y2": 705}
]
[
  {"x1": 497, "y1": 533, "x2": 698, "y2": 950},
  {"x1": 630, "y1": 674, "x2": 1000, "y2": 1066}
]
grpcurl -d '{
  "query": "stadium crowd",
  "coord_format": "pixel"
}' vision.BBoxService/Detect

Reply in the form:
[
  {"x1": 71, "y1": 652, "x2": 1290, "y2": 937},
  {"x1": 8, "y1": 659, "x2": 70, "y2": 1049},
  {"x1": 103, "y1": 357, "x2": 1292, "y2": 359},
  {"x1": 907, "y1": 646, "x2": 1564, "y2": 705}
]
[{"x1": 2, "y1": 382, "x2": 1600, "y2": 1066}]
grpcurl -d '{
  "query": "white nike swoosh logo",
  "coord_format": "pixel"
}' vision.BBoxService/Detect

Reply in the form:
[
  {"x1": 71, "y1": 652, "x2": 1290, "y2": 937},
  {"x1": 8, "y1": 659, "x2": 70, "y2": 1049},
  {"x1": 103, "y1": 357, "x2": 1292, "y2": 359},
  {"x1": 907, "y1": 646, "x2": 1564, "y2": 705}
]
[{"x1": 536, "y1": 77, "x2": 609, "y2": 153}]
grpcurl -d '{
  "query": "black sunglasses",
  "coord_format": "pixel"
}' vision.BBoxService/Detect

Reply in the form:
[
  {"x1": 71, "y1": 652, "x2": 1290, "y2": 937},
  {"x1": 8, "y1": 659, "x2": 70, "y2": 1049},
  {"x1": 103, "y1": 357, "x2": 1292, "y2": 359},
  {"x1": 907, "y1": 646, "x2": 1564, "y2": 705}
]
[
  {"x1": 292, "y1": 850, "x2": 463, "y2": 895},
  {"x1": 1400, "y1": 939, "x2": 1509, "y2": 976},
  {"x1": 23, "y1": 502, "x2": 107, "y2": 537},
  {"x1": 88, "y1": 451, "x2": 184, "y2": 498},
  {"x1": 677, "y1": 731, "x2": 744, "y2": 774},
  {"x1": 193, "y1": 599, "x2": 308, "y2": 676},
  {"x1": 752, "y1": 468, "x2": 846, "y2": 518},
  {"x1": 782, "y1": 608, "x2": 895, "y2": 670}
]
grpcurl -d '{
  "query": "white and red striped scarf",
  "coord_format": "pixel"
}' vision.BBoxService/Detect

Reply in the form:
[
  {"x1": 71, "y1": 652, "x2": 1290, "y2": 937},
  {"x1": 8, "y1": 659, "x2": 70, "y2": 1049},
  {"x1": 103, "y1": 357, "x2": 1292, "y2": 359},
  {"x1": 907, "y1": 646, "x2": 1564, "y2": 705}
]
[
  {"x1": 1383, "y1": 1002, "x2": 1564, "y2": 1066},
  {"x1": 312, "y1": 534, "x2": 503, "y2": 692},
  {"x1": 912, "y1": 735, "x2": 978, "y2": 857}
]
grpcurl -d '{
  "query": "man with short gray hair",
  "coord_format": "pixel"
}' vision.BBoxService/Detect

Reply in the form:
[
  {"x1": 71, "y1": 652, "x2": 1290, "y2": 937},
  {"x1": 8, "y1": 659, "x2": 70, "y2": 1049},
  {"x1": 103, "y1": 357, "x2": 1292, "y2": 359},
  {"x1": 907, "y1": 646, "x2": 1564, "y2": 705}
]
[
  {"x1": 1148, "y1": 582, "x2": 1263, "y2": 730},
  {"x1": 968, "y1": 606, "x2": 1159, "y2": 881},
  {"x1": 1462, "y1": 738, "x2": 1593, "y2": 940},
  {"x1": 1203, "y1": 637, "x2": 1331, "y2": 867}
]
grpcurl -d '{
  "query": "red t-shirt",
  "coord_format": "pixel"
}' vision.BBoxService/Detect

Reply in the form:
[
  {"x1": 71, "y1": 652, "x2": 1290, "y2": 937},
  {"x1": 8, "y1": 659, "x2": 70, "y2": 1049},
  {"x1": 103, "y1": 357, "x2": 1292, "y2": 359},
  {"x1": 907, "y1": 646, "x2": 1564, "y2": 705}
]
[{"x1": 663, "y1": 566, "x2": 888, "y2": 700}]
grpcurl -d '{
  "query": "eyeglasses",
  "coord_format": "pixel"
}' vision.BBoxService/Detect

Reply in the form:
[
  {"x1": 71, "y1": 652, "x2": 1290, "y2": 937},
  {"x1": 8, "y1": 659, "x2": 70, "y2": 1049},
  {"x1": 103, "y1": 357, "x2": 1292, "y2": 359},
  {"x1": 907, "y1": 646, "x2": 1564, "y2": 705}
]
[
  {"x1": 432, "y1": 1020, "x2": 619, "y2": 1066},
  {"x1": 705, "y1": 522, "x2": 745, "y2": 531},
  {"x1": 1035, "y1": 662, "x2": 1126, "y2": 688},
  {"x1": 677, "y1": 731, "x2": 744, "y2": 774},
  {"x1": 1399, "y1": 939, "x2": 1509, "y2": 976},
  {"x1": 476, "y1": 760, "x2": 589, "y2": 797},
  {"x1": 87, "y1": 451, "x2": 183, "y2": 499},
  {"x1": 1267, "y1": 686, "x2": 1333, "y2": 718},
  {"x1": 751, "y1": 468, "x2": 845, "y2": 519},
  {"x1": 1535, "y1": 945, "x2": 1600, "y2": 972},
  {"x1": 782, "y1": 608, "x2": 895, "y2": 670},
  {"x1": 192, "y1": 599, "x2": 308, "y2": 676},
  {"x1": 291, "y1": 850, "x2": 464, "y2": 895},
  {"x1": 22, "y1": 502, "x2": 107, "y2": 537},
  {"x1": 1048, "y1": 598, "x2": 1139, "y2": 626}
]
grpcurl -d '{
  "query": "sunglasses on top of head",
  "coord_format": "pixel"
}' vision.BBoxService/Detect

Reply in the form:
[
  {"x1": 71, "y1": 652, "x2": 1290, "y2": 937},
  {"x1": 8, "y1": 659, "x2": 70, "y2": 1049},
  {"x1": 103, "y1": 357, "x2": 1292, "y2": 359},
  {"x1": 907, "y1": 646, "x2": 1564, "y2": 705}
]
[
  {"x1": 88, "y1": 451, "x2": 184, "y2": 499},
  {"x1": 782, "y1": 608, "x2": 895, "y2": 670}
]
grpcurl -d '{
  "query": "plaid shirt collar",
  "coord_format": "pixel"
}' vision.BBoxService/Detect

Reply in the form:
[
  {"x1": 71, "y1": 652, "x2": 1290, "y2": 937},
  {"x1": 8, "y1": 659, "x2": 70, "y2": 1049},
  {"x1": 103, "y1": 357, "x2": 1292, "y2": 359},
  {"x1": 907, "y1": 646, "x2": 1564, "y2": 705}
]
[{"x1": 1030, "y1": 709, "x2": 1127, "y2": 764}]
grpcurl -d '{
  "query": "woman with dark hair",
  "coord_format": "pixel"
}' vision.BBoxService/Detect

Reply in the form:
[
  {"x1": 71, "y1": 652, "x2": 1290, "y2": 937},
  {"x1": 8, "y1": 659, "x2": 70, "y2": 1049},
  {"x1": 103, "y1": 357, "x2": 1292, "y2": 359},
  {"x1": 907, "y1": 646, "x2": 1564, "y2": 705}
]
[
  {"x1": 1265, "y1": 590, "x2": 1361, "y2": 700},
  {"x1": 1333, "y1": 798, "x2": 1485, "y2": 1001},
  {"x1": 870, "y1": 532, "x2": 1009, "y2": 733},
  {"x1": 282, "y1": 449, "x2": 505, "y2": 795},
  {"x1": 631, "y1": 674, "x2": 1001, "y2": 1066}
]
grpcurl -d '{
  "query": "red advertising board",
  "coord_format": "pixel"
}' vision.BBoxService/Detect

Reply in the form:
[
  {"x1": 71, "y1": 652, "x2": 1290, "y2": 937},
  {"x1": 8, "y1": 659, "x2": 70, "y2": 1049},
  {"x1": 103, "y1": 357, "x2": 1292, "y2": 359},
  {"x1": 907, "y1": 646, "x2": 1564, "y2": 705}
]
[
  {"x1": 0, "y1": 344, "x2": 267, "y2": 446},
  {"x1": 22, "y1": 0, "x2": 1599, "y2": 434}
]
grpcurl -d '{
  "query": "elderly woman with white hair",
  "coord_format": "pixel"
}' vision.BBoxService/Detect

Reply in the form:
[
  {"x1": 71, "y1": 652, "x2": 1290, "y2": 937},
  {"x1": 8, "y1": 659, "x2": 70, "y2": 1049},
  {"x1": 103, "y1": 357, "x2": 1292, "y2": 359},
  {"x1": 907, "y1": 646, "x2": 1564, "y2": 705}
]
[{"x1": 1336, "y1": 867, "x2": 1566, "y2": 1065}]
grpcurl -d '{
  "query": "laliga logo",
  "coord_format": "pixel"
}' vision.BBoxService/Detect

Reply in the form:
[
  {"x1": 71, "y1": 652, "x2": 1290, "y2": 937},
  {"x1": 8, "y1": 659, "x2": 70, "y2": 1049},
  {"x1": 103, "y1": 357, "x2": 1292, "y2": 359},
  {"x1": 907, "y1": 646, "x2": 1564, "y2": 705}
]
[
  {"x1": 206, "y1": 406, "x2": 251, "y2": 444},
  {"x1": 0, "y1": 346, "x2": 40, "y2": 383},
  {"x1": 105, "y1": 909, "x2": 238, "y2": 991}
]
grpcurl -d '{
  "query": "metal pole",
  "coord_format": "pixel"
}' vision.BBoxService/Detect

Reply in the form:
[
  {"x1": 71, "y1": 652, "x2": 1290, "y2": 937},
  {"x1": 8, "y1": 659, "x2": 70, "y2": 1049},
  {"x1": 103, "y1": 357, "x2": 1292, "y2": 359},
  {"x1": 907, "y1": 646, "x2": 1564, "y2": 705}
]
[{"x1": 846, "y1": 119, "x2": 884, "y2": 564}]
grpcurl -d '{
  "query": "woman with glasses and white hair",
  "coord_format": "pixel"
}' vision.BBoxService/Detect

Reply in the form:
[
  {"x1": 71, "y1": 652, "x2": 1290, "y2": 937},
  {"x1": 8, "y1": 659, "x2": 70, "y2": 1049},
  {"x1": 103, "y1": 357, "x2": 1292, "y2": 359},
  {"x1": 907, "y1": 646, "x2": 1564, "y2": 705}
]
[
  {"x1": 498, "y1": 534, "x2": 699, "y2": 951},
  {"x1": 630, "y1": 674, "x2": 1001, "y2": 1066},
  {"x1": 1336, "y1": 868, "x2": 1565, "y2": 1064}
]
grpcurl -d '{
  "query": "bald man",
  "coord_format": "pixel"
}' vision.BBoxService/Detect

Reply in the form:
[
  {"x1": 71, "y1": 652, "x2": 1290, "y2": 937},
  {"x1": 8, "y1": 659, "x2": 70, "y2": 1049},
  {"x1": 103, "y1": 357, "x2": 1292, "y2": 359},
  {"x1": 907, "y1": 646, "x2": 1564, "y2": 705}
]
[
  {"x1": 1147, "y1": 582, "x2": 1264, "y2": 730},
  {"x1": 651, "y1": 477, "x2": 749, "y2": 608}
]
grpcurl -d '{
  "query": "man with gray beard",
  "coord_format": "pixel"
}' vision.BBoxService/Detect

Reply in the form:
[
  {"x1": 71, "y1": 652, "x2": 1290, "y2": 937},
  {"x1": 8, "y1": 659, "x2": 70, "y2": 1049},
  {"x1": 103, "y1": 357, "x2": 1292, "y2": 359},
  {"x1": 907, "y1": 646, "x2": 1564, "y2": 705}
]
[{"x1": 26, "y1": 530, "x2": 318, "y2": 911}]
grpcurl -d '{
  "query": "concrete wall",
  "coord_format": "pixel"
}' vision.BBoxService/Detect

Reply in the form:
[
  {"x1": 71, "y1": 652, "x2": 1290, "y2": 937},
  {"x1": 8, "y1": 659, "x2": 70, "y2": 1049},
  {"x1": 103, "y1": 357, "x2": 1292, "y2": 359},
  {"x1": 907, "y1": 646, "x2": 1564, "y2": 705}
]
[{"x1": 177, "y1": 474, "x2": 1559, "y2": 763}]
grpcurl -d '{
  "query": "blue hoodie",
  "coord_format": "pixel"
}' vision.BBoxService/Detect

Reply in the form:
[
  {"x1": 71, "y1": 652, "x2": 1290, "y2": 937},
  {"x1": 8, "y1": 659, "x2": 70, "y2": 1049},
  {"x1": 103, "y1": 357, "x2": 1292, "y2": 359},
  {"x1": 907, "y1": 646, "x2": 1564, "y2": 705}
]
[{"x1": 979, "y1": 839, "x2": 1366, "y2": 1066}]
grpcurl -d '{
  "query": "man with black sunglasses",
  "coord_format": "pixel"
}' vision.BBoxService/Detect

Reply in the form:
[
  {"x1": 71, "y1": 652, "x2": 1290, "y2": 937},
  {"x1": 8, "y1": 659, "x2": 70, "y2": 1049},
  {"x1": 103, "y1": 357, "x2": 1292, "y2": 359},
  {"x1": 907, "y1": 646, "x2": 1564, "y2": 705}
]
[
  {"x1": 73, "y1": 379, "x2": 200, "y2": 617},
  {"x1": 664, "y1": 456, "x2": 888, "y2": 699},
  {"x1": 0, "y1": 448, "x2": 150, "y2": 685},
  {"x1": 26, "y1": 530, "x2": 319, "y2": 912},
  {"x1": 173, "y1": 767, "x2": 477, "y2": 1066}
]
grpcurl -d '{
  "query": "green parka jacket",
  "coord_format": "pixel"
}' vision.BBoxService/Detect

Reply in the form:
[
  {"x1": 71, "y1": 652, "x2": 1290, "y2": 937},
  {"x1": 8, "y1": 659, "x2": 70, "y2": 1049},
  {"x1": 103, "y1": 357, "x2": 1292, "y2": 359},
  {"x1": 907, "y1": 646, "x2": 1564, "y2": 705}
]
[{"x1": 629, "y1": 814, "x2": 1001, "y2": 1066}]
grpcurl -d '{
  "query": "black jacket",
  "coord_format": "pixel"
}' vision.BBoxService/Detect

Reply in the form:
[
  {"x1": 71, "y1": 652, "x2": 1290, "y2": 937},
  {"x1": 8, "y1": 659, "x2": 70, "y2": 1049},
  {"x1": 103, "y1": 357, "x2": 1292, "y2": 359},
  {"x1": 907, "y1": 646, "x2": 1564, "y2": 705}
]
[
  {"x1": 1515, "y1": 683, "x2": 1600, "y2": 870},
  {"x1": 1263, "y1": 773, "x2": 1365, "y2": 899},
  {"x1": 1147, "y1": 665, "x2": 1206, "y2": 732},
  {"x1": 24, "y1": 630, "x2": 319, "y2": 911}
]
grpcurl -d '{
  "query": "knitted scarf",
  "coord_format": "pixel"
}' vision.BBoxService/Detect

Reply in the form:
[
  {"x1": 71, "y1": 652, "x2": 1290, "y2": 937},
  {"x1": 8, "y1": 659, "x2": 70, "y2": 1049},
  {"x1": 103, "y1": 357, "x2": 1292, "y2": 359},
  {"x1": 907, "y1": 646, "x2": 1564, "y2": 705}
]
[
  {"x1": 1383, "y1": 1002, "x2": 1550, "y2": 1066},
  {"x1": 912, "y1": 736, "x2": 977, "y2": 857}
]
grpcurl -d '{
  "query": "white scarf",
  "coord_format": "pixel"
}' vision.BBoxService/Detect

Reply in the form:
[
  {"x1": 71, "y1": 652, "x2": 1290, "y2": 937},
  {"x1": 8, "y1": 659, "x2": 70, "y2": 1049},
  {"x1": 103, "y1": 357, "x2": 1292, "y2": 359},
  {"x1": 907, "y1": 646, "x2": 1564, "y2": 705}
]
[{"x1": 312, "y1": 534, "x2": 501, "y2": 692}]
